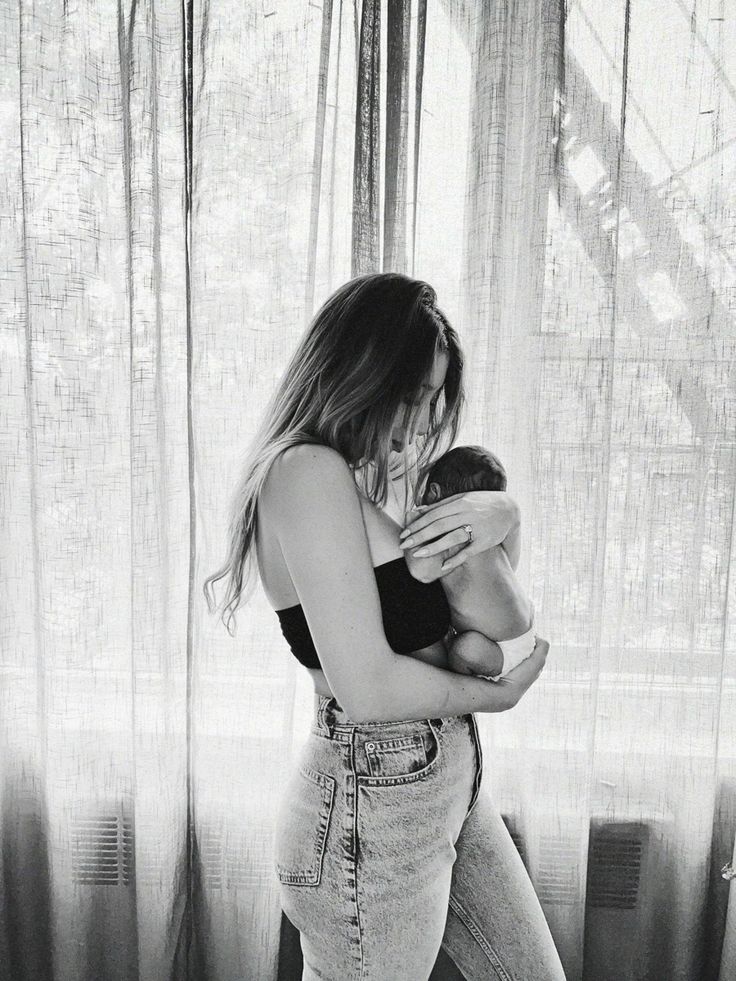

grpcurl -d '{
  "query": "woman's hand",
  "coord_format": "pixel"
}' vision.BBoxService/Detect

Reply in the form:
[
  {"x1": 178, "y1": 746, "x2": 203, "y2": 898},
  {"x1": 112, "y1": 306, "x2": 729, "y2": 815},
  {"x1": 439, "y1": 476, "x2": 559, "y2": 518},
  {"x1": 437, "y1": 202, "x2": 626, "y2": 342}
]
[
  {"x1": 480, "y1": 636, "x2": 550, "y2": 712},
  {"x1": 399, "y1": 491, "x2": 520, "y2": 574}
]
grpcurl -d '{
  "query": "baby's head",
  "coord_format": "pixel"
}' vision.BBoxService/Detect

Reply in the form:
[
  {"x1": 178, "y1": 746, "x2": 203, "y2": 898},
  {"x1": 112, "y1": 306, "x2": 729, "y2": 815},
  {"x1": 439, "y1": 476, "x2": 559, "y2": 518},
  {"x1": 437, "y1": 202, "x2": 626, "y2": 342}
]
[{"x1": 421, "y1": 445, "x2": 507, "y2": 505}]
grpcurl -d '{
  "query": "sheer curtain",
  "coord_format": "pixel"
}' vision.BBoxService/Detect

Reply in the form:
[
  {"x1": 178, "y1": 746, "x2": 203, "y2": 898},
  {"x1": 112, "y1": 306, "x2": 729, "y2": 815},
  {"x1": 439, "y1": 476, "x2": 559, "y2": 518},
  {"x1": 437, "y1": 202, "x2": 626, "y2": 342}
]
[{"x1": 2, "y1": 1, "x2": 735, "y2": 980}]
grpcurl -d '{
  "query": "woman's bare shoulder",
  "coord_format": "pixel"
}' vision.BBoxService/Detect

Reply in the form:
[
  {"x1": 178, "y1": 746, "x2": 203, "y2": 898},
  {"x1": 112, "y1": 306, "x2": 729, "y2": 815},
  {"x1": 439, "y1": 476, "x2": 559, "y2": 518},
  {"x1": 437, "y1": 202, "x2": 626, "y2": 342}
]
[
  {"x1": 260, "y1": 443, "x2": 357, "y2": 515},
  {"x1": 274, "y1": 442, "x2": 345, "y2": 467}
]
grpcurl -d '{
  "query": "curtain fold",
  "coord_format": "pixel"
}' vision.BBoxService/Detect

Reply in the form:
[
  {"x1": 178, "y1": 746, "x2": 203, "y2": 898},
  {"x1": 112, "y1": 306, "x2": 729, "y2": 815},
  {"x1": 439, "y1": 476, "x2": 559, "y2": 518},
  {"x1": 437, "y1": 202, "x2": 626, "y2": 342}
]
[
  {"x1": 383, "y1": 0, "x2": 411, "y2": 274},
  {"x1": 2, "y1": 1, "x2": 191, "y2": 979},
  {"x1": 410, "y1": 0, "x2": 427, "y2": 277},
  {"x1": 2, "y1": 1, "x2": 735, "y2": 979},
  {"x1": 351, "y1": 0, "x2": 381, "y2": 276}
]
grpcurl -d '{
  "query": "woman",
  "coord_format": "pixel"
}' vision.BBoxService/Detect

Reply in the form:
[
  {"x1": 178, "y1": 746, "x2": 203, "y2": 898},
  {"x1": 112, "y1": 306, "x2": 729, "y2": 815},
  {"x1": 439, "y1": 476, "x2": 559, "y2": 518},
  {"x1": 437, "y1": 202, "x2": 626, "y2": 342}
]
[{"x1": 204, "y1": 273, "x2": 566, "y2": 980}]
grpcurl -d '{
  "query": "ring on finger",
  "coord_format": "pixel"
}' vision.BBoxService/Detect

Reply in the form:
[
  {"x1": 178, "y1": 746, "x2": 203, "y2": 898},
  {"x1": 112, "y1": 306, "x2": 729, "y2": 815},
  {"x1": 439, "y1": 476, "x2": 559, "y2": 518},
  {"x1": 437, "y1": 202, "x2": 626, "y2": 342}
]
[{"x1": 462, "y1": 523, "x2": 473, "y2": 545}]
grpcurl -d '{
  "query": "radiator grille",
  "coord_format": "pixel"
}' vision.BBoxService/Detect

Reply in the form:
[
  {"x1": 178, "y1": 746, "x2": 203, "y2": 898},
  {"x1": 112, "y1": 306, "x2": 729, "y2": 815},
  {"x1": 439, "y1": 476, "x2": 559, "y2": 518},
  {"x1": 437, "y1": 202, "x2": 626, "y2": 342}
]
[
  {"x1": 537, "y1": 835, "x2": 579, "y2": 906},
  {"x1": 587, "y1": 825, "x2": 644, "y2": 910},
  {"x1": 71, "y1": 813, "x2": 134, "y2": 886}
]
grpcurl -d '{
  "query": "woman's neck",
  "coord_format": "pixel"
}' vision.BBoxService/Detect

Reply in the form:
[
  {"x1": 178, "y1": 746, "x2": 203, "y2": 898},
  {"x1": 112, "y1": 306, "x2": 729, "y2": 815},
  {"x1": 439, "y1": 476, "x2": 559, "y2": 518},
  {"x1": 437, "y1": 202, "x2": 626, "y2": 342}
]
[{"x1": 353, "y1": 448, "x2": 419, "y2": 524}]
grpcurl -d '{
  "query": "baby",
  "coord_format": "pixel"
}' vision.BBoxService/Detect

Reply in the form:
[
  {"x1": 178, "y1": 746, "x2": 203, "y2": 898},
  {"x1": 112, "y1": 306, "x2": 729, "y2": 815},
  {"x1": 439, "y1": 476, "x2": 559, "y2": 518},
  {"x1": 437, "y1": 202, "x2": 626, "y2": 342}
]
[{"x1": 406, "y1": 445, "x2": 537, "y2": 682}]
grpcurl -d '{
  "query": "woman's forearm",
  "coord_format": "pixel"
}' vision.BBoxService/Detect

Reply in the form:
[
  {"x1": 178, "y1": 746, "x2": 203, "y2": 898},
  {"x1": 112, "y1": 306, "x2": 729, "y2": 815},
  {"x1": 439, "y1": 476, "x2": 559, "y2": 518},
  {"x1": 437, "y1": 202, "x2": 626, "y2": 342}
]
[{"x1": 350, "y1": 649, "x2": 506, "y2": 723}]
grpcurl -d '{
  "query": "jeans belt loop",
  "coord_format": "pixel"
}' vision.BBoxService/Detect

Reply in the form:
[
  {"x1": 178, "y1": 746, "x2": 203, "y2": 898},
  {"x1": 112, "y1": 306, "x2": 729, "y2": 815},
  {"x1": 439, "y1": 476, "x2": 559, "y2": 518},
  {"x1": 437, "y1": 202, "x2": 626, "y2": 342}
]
[{"x1": 315, "y1": 695, "x2": 334, "y2": 735}]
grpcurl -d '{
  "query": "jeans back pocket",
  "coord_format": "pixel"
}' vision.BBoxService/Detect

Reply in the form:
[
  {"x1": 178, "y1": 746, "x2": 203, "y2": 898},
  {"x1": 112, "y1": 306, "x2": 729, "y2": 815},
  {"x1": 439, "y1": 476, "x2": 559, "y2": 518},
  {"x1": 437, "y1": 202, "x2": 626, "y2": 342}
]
[{"x1": 275, "y1": 764, "x2": 336, "y2": 886}]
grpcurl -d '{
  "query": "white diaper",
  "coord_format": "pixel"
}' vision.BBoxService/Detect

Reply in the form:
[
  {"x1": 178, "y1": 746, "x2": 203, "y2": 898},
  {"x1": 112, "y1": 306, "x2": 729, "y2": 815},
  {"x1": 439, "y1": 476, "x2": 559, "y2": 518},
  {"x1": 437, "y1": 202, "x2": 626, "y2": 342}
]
[{"x1": 477, "y1": 624, "x2": 537, "y2": 682}]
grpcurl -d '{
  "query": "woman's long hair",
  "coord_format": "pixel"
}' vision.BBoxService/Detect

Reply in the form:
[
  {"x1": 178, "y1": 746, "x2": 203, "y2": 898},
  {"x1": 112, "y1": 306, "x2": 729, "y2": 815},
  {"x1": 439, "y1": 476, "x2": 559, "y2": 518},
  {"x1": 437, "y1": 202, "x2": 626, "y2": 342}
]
[{"x1": 203, "y1": 272, "x2": 465, "y2": 635}]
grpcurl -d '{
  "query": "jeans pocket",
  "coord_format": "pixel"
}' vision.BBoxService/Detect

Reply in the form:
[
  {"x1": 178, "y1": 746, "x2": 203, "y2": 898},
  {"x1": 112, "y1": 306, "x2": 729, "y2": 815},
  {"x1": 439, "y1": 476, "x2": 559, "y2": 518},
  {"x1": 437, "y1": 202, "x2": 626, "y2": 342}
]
[
  {"x1": 275, "y1": 764, "x2": 336, "y2": 886},
  {"x1": 359, "y1": 720, "x2": 441, "y2": 786}
]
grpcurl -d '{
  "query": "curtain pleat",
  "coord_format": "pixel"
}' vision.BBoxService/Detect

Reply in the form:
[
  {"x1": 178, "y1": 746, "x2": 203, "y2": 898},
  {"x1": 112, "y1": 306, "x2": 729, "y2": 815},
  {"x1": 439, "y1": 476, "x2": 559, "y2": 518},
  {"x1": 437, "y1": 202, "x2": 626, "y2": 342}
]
[
  {"x1": 2, "y1": 1, "x2": 736, "y2": 979},
  {"x1": 411, "y1": 0, "x2": 427, "y2": 276},
  {"x1": 326, "y1": 0, "x2": 346, "y2": 289},
  {"x1": 383, "y1": 0, "x2": 410, "y2": 274},
  {"x1": 304, "y1": 0, "x2": 334, "y2": 321},
  {"x1": 3, "y1": 3, "x2": 54, "y2": 979},
  {"x1": 3, "y1": 0, "x2": 191, "y2": 977},
  {"x1": 351, "y1": 0, "x2": 381, "y2": 275}
]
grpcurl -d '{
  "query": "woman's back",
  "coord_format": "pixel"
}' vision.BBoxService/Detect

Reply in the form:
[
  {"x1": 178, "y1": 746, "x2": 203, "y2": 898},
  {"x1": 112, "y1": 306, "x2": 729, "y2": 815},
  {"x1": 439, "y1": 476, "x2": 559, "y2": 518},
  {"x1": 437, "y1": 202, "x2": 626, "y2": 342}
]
[
  {"x1": 255, "y1": 449, "x2": 408, "y2": 611},
  {"x1": 255, "y1": 443, "x2": 450, "y2": 699}
]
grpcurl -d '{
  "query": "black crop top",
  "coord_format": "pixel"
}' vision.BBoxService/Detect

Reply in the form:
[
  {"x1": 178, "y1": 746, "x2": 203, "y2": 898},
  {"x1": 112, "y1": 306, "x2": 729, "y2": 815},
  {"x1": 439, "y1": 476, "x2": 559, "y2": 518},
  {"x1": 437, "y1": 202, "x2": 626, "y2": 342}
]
[{"x1": 275, "y1": 556, "x2": 452, "y2": 670}]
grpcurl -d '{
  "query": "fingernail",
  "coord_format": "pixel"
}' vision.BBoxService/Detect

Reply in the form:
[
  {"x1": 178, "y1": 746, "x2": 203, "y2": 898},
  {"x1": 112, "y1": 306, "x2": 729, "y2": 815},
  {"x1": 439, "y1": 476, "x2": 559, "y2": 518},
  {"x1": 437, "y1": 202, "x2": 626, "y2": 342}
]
[
  {"x1": 403, "y1": 537, "x2": 414, "y2": 548},
  {"x1": 414, "y1": 548, "x2": 428, "y2": 557},
  {"x1": 399, "y1": 528, "x2": 410, "y2": 539}
]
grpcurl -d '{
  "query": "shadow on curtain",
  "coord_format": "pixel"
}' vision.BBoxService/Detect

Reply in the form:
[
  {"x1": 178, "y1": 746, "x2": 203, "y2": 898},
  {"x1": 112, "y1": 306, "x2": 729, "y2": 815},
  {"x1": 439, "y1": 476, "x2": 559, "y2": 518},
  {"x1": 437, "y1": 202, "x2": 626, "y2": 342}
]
[{"x1": 2, "y1": 0, "x2": 735, "y2": 979}]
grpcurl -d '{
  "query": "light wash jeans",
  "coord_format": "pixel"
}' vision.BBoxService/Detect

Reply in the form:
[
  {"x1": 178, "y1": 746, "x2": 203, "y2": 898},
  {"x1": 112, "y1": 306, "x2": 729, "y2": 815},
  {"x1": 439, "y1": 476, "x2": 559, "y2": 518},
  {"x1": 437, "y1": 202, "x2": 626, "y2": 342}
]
[{"x1": 273, "y1": 693, "x2": 567, "y2": 981}]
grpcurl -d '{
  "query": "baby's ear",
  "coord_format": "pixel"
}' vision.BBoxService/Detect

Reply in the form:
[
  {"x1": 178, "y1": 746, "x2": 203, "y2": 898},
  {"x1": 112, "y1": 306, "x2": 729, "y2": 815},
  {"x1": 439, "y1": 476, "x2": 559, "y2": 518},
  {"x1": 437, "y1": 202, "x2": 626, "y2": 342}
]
[{"x1": 424, "y1": 482, "x2": 442, "y2": 505}]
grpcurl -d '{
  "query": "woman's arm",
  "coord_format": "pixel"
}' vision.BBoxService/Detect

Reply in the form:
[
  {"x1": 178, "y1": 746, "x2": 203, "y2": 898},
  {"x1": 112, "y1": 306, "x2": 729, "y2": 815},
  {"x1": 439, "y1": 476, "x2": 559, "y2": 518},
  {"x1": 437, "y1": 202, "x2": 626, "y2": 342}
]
[
  {"x1": 399, "y1": 491, "x2": 520, "y2": 576},
  {"x1": 402, "y1": 498, "x2": 521, "y2": 582},
  {"x1": 261, "y1": 445, "x2": 545, "y2": 723}
]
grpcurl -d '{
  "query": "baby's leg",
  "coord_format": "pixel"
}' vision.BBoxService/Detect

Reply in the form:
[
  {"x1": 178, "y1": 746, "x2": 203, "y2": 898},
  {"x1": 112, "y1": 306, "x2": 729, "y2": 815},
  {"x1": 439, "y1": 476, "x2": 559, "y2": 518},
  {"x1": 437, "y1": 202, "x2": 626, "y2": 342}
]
[{"x1": 448, "y1": 630, "x2": 504, "y2": 680}]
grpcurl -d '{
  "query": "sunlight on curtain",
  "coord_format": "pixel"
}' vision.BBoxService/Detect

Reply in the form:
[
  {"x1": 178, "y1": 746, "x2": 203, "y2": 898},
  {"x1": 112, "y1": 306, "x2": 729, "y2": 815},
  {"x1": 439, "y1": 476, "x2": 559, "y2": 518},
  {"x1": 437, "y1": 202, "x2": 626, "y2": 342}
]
[
  {"x1": 2, "y1": 0, "x2": 735, "y2": 979},
  {"x1": 2, "y1": 1, "x2": 192, "y2": 979},
  {"x1": 525, "y1": 4, "x2": 736, "y2": 977}
]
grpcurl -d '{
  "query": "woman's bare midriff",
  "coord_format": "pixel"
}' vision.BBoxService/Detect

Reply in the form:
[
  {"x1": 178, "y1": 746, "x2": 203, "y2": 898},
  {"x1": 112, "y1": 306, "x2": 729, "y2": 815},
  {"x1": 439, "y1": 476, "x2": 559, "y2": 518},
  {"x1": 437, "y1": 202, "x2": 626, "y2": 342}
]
[{"x1": 305, "y1": 666, "x2": 335, "y2": 699}]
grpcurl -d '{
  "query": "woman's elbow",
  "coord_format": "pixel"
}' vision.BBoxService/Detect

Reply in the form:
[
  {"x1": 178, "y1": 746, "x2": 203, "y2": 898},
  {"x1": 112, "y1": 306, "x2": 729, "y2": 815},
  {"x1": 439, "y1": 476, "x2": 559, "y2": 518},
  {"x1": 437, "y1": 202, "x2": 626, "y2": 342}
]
[{"x1": 335, "y1": 665, "x2": 388, "y2": 724}]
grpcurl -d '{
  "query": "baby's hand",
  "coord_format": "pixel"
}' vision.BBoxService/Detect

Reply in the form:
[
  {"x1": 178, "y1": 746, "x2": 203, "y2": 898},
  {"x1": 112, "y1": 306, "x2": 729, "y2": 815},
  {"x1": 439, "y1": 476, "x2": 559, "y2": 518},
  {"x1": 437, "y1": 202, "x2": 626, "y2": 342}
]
[{"x1": 448, "y1": 630, "x2": 504, "y2": 679}]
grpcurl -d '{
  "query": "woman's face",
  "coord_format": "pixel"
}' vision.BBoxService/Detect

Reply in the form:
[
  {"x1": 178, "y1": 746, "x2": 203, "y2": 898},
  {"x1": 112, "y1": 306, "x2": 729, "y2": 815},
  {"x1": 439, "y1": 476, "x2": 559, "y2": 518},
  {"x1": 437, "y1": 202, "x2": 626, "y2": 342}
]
[{"x1": 390, "y1": 349, "x2": 449, "y2": 454}]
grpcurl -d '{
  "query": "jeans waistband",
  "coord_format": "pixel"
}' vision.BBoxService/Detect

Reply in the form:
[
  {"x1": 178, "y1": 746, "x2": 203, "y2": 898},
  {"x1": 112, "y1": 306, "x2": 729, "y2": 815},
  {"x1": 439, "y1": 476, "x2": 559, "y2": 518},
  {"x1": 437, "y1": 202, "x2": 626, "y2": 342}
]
[{"x1": 312, "y1": 693, "x2": 458, "y2": 740}]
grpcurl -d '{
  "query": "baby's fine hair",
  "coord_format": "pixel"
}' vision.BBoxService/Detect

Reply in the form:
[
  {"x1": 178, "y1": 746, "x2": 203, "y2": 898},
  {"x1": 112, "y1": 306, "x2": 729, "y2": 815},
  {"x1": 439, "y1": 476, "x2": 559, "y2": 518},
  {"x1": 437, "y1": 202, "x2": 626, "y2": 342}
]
[{"x1": 422, "y1": 444, "x2": 507, "y2": 503}]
